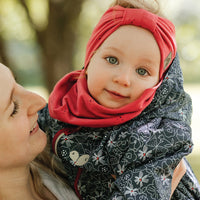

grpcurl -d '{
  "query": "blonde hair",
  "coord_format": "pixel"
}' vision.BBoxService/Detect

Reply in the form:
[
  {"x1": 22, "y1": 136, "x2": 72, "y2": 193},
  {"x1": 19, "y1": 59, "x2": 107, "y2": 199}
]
[
  {"x1": 30, "y1": 141, "x2": 71, "y2": 199},
  {"x1": 110, "y1": 0, "x2": 162, "y2": 15}
]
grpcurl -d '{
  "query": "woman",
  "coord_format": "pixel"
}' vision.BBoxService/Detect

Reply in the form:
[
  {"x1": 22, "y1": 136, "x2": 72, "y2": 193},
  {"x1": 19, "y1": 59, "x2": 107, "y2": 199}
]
[{"x1": 0, "y1": 63, "x2": 78, "y2": 200}]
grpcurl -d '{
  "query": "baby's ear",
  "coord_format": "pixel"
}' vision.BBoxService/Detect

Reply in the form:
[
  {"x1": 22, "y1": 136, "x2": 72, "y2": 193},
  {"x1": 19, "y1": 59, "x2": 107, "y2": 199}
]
[{"x1": 164, "y1": 52, "x2": 172, "y2": 70}]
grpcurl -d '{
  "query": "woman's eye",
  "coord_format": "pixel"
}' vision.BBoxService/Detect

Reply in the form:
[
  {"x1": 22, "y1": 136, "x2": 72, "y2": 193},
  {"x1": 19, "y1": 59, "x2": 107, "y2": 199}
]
[
  {"x1": 106, "y1": 56, "x2": 119, "y2": 65},
  {"x1": 10, "y1": 101, "x2": 19, "y2": 117},
  {"x1": 136, "y1": 68, "x2": 148, "y2": 76}
]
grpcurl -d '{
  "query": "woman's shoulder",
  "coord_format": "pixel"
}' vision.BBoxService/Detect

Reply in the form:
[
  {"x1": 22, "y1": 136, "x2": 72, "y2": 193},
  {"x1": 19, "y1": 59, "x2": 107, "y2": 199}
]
[{"x1": 38, "y1": 169, "x2": 79, "y2": 200}]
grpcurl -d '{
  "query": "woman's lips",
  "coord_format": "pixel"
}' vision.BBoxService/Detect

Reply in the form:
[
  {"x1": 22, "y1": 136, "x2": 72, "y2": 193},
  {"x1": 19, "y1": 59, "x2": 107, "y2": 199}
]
[{"x1": 30, "y1": 123, "x2": 39, "y2": 135}]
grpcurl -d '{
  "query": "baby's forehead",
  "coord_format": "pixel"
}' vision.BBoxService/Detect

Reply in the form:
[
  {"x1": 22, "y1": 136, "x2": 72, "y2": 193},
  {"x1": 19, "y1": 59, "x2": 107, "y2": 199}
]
[
  {"x1": 101, "y1": 25, "x2": 158, "y2": 44},
  {"x1": 98, "y1": 26, "x2": 160, "y2": 59}
]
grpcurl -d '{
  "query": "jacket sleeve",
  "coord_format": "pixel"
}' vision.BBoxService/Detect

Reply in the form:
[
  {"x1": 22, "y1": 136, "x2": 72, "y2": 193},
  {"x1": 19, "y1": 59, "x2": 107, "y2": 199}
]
[
  {"x1": 111, "y1": 157, "x2": 180, "y2": 199},
  {"x1": 38, "y1": 104, "x2": 49, "y2": 132},
  {"x1": 108, "y1": 118, "x2": 194, "y2": 200},
  {"x1": 38, "y1": 104, "x2": 59, "y2": 143}
]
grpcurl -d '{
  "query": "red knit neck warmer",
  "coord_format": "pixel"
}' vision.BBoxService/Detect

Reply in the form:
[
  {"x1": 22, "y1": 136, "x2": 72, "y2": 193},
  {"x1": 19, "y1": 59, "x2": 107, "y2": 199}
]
[{"x1": 48, "y1": 5, "x2": 176, "y2": 128}]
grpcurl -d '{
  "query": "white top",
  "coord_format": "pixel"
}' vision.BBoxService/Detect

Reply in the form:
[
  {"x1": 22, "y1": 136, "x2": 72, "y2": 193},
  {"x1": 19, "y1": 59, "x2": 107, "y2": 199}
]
[{"x1": 39, "y1": 170, "x2": 79, "y2": 200}]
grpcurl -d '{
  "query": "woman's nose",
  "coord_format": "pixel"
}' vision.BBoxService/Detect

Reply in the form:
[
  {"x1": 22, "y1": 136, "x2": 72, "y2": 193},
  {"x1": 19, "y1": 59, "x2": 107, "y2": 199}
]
[
  {"x1": 113, "y1": 68, "x2": 131, "y2": 87},
  {"x1": 25, "y1": 90, "x2": 46, "y2": 116}
]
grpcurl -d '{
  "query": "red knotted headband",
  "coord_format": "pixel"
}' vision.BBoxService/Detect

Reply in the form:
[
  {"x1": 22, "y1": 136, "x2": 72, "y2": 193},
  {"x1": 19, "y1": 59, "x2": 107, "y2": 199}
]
[{"x1": 84, "y1": 5, "x2": 177, "y2": 79}]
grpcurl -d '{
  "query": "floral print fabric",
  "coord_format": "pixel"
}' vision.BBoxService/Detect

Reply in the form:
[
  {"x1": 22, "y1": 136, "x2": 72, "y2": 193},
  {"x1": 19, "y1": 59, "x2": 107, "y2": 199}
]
[{"x1": 38, "y1": 54, "x2": 200, "y2": 199}]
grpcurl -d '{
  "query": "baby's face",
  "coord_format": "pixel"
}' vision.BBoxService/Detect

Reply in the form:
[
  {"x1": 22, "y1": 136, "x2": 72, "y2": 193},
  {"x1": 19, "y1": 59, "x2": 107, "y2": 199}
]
[{"x1": 86, "y1": 25, "x2": 160, "y2": 109}]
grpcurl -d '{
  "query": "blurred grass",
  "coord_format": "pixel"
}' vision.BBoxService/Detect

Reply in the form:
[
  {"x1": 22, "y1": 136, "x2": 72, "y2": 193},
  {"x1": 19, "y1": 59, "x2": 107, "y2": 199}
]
[
  {"x1": 184, "y1": 83, "x2": 200, "y2": 183},
  {"x1": 187, "y1": 154, "x2": 200, "y2": 182}
]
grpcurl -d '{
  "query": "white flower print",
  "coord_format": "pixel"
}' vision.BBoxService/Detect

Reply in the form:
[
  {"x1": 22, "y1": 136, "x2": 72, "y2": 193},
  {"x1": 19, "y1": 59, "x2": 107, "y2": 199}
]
[
  {"x1": 165, "y1": 74, "x2": 174, "y2": 80},
  {"x1": 166, "y1": 96, "x2": 176, "y2": 104},
  {"x1": 134, "y1": 171, "x2": 149, "y2": 187},
  {"x1": 161, "y1": 173, "x2": 170, "y2": 186},
  {"x1": 92, "y1": 150, "x2": 105, "y2": 165},
  {"x1": 117, "y1": 164, "x2": 125, "y2": 175},
  {"x1": 89, "y1": 132, "x2": 100, "y2": 140},
  {"x1": 138, "y1": 146, "x2": 152, "y2": 161},
  {"x1": 60, "y1": 135, "x2": 74, "y2": 147},
  {"x1": 108, "y1": 135, "x2": 116, "y2": 148},
  {"x1": 178, "y1": 109, "x2": 187, "y2": 120},
  {"x1": 125, "y1": 185, "x2": 138, "y2": 196},
  {"x1": 188, "y1": 182, "x2": 196, "y2": 192},
  {"x1": 112, "y1": 196, "x2": 123, "y2": 200},
  {"x1": 108, "y1": 180, "x2": 114, "y2": 192},
  {"x1": 77, "y1": 181, "x2": 86, "y2": 194},
  {"x1": 164, "y1": 74, "x2": 176, "y2": 87},
  {"x1": 184, "y1": 143, "x2": 193, "y2": 151},
  {"x1": 94, "y1": 191, "x2": 103, "y2": 198}
]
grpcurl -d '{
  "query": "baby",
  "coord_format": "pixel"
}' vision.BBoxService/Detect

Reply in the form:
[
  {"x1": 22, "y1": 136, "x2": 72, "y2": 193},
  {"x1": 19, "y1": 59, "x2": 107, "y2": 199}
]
[{"x1": 39, "y1": 1, "x2": 200, "y2": 199}]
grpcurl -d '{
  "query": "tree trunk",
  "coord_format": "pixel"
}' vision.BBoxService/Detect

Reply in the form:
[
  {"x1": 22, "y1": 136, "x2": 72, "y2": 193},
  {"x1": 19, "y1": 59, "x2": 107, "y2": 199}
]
[
  {"x1": 37, "y1": 0, "x2": 84, "y2": 92},
  {"x1": 0, "y1": 36, "x2": 9, "y2": 67},
  {"x1": 19, "y1": 0, "x2": 85, "y2": 92}
]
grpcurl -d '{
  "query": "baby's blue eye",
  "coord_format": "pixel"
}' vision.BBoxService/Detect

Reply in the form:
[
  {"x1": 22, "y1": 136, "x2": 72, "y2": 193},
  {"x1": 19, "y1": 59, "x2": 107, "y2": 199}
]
[
  {"x1": 106, "y1": 57, "x2": 119, "y2": 65},
  {"x1": 136, "y1": 68, "x2": 148, "y2": 76}
]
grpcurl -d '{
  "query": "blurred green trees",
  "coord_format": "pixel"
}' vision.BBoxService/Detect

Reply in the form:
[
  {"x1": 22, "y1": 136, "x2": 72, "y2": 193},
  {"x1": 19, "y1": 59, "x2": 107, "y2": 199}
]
[
  {"x1": 0, "y1": 0, "x2": 85, "y2": 91},
  {"x1": 0, "y1": 0, "x2": 199, "y2": 92}
]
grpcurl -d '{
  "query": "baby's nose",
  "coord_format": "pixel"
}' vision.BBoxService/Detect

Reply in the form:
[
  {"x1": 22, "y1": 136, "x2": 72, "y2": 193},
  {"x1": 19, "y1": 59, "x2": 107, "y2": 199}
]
[{"x1": 113, "y1": 69, "x2": 131, "y2": 87}]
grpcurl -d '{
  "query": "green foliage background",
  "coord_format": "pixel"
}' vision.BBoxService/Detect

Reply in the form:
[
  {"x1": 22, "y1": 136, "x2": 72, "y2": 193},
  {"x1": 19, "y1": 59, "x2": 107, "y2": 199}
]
[{"x1": 0, "y1": 0, "x2": 200, "y2": 87}]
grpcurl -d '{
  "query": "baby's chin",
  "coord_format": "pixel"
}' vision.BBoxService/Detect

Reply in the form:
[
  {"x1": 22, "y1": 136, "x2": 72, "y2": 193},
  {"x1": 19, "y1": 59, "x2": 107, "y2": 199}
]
[{"x1": 99, "y1": 101, "x2": 130, "y2": 109}]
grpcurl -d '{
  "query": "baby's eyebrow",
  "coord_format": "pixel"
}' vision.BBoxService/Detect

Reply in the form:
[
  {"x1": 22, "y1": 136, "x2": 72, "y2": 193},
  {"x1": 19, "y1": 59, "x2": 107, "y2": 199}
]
[
  {"x1": 142, "y1": 58, "x2": 158, "y2": 64},
  {"x1": 103, "y1": 46, "x2": 123, "y2": 54}
]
